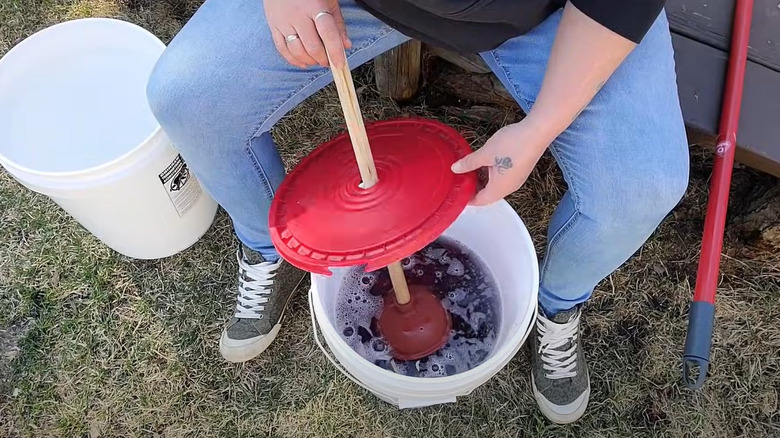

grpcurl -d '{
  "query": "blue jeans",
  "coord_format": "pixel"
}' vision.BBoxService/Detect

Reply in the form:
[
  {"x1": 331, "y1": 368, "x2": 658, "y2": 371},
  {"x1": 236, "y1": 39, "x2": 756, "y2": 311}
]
[{"x1": 146, "y1": 0, "x2": 689, "y2": 316}]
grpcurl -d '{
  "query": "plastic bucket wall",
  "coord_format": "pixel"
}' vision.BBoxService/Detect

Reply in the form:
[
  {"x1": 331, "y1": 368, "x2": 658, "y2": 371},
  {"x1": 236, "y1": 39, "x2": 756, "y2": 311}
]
[
  {"x1": 0, "y1": 18, "x2": 217, "y2": 259},
  {"x1": 310, "y1": 201, "x2": 538, "y2": 409}
]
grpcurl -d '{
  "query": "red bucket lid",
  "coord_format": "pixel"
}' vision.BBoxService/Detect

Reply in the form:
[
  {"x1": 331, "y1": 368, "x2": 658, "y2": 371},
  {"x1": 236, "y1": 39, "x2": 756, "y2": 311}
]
[{"x1": 269, "y1": 118, "x2": 477, "y2": 275}]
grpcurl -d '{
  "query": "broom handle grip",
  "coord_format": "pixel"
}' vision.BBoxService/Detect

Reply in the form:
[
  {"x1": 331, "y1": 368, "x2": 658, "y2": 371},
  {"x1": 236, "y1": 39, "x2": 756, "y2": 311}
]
[{"x1": 326, "y1": 47, "x2": 411, "y2": 305}]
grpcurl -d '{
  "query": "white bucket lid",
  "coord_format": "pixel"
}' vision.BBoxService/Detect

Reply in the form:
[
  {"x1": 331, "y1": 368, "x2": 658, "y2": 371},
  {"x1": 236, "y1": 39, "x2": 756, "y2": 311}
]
[{"x1": 0, "y1": 18, "x2": 164, "y2": 178}]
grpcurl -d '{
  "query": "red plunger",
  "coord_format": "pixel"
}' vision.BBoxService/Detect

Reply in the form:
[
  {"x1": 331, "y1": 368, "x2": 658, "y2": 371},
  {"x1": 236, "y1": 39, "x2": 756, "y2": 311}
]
[
  {"x1": 379, "y1": 263, "x2": 452, "y2": 361},
  {"x1": 268, "y1": 116, "x2": 474, "y2": 360},
  {"x1": 269, "y1": 49, "x2": 475, "y2": 360},
  {"x1": 319, "y1": 46, "x2": 455, "y2": 360}
]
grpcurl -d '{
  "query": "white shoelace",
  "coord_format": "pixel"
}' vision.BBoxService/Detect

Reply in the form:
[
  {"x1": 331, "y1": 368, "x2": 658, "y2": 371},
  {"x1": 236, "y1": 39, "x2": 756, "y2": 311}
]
[
  {"x1": 537, "y1": 311, "x2": 580, "y2": 379},
  {"x1": 234, "y1": 252, "x2": 283, "y2": 319}
]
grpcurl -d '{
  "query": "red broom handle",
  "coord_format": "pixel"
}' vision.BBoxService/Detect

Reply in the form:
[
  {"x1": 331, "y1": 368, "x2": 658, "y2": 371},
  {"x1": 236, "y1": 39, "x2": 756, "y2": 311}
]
[
  {"x1": 683, "y1": 0, "x2": 753, "y2": 389},
  {"x1": 692, "y1": 0, "x2": 753, "y2": 305}
]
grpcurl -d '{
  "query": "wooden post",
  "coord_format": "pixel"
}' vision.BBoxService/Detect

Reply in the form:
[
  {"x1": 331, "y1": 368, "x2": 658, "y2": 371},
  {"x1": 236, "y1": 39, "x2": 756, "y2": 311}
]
[{"x1": 374, "y1": 40, "x2": 422, "y2": 101}]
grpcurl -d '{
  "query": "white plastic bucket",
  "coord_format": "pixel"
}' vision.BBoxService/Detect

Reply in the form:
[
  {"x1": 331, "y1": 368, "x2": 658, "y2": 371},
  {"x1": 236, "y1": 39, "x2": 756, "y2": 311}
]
[
  {"x1": 310, "y1": 201, "x2": 539, "y2": 409},
  {"x1": 0, "y1": 18, "x2": 217, "y2": 259}
]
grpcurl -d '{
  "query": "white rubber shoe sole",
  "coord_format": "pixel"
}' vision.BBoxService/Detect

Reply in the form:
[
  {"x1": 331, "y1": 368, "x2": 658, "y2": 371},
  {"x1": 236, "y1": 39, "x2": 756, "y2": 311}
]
[
  {"x1": 532, "y1": 374, "x2": 590, "y2": 425},
  {"x1": 219, "y1": 323, "x2": 282, "y2": 363}
]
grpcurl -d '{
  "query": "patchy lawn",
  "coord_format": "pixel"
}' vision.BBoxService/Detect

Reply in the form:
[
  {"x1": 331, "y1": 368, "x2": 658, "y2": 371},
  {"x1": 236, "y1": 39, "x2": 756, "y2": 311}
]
[{"x1": 1, "y1": 1, "x2": 779, "y2": 437}]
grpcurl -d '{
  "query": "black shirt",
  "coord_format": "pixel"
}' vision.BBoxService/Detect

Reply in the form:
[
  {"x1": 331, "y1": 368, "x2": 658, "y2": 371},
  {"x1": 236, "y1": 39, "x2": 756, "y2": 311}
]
[{"x1": 355, "y1": 0, "x2": 666, "y2": 54}]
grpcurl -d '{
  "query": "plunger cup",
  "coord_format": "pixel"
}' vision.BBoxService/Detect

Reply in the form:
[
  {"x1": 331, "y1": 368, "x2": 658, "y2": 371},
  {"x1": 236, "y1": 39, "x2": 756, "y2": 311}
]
[
  {"x1": 379, "y1": 263, "x2": 452, "y2": 360},
  {"x1": 325, "y1": 44, "x2": 453, "y2": 361}
]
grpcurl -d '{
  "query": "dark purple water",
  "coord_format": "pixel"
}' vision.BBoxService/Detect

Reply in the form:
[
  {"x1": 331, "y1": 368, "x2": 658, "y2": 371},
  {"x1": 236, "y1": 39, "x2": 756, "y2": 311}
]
[{"x1": 335, "y1": 236, "x2": 501, "y2": 377}]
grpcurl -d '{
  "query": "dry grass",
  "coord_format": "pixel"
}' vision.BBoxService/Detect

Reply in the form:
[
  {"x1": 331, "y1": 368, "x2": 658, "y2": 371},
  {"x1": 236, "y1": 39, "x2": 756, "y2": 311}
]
[{"x1": 1, "y1": 1, "x2": 779, "y2": 437}]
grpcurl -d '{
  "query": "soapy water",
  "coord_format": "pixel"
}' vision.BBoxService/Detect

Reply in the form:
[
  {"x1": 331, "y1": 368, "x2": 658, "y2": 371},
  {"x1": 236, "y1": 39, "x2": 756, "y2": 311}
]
[{"x1": 335, "y1": 236, "x2": 501, "y2": 378}]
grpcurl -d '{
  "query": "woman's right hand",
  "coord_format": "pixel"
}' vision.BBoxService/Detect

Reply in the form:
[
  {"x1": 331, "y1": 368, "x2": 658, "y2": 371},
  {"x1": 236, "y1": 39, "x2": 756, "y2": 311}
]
[{"x1": 264, "y1": 0, "x2": 352, "y2": 69}]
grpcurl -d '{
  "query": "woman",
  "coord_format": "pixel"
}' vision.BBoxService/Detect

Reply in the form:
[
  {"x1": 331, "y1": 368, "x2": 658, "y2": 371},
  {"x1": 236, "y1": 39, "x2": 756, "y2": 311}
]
[{"x1": 146, "y1": 0, "x2": 689, "y2": 424}]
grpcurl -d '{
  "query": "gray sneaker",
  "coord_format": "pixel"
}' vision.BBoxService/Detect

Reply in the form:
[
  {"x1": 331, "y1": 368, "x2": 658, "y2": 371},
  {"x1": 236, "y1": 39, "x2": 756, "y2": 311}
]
[
  {"x1": 530, "y1": 306, "x2": 590, "y2": 424},
  {"x1": 219, "y1": 245, "x2": 305, "y2": 363}
]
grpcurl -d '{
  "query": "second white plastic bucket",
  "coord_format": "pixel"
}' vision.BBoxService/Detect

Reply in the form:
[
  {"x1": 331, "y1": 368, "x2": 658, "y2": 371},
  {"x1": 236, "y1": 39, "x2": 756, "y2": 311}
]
[
  {"x1": 0, "y1": 18, "x2": 217, "y2": 259},
  {"x1": 310, "y1": 201, "x2": 539, "y2": 409}
]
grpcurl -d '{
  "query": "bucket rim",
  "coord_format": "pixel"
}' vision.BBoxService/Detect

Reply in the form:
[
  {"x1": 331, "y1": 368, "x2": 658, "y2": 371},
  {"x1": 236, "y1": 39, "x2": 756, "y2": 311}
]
[
  {"x1": 0, "y1": 17, "x2": 165, "y2": 181},
  {"x1": 310, "y1": 201, "x2": 540, "y2": 385}
]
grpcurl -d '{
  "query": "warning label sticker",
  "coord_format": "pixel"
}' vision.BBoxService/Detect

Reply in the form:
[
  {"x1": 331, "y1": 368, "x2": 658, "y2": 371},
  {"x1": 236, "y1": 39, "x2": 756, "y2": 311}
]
[{"x1": 158, "y1": 154, "x2": 202, "y2": 217}]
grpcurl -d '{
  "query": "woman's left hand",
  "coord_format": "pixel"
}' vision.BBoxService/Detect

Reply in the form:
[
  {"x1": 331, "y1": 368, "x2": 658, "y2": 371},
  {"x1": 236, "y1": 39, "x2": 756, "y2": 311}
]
[{"x1": 451, "y1": 120, "x2": 550, "y2": 206}]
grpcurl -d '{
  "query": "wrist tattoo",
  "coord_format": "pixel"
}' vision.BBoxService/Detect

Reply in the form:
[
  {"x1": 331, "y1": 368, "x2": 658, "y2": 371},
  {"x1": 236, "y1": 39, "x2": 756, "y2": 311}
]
[{"x1": 494, "y1": 156, "x2": 513, "y2": 175}]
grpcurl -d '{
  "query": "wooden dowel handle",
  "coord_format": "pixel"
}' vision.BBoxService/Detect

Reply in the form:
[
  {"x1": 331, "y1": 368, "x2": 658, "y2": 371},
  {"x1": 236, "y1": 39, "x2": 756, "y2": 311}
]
[
  {"x1": 325, "y1": 46, "x2": 411, "y2": 305},
  {"x1": 387, "y1": 261, "x2": 411, "y2": 305},
  {"x1": 326, "y1": 48, "x2": 378, "y2": 188}
]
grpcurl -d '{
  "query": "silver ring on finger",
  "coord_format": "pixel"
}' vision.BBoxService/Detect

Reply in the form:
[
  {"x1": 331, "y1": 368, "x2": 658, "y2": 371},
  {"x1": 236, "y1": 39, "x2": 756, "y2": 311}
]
[
  {"x1": 313, "y1": 11, "x2": 331, "y2": 20},
  {"x1": 285, "y1": 34, "x2": 299, "y2": 43}
]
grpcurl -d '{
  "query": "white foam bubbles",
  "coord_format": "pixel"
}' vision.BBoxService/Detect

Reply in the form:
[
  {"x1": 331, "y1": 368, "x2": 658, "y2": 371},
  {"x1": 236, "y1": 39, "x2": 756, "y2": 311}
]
[
  {"x1": 333, "y1": 236, "x2": 502, "y2": 378},
  {"x1": 446, "y1": 257, "x2": 465, "y2": 276}
]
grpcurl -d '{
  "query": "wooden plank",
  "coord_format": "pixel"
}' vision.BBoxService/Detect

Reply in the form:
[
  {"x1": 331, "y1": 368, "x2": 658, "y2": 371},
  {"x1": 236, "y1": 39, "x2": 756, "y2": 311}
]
[
  {"x1": 672, "y1": 32, "x2": 780, "y2": 177},
  {"x1": 665, "y1": 0, "x2": 780, "y2": 73},
  {"x1": 686, "y1": 126, "x2": 780, "y2": 179},
  {"x1": 374, "y1": 40, "x2": 422, "y2": 101},
  {"x1": 433, "y1": 70, "x2": 517, "y2": 107},
  {"x1": 424, "y1": 45, "x2": 491, "y2": 74},
  {"x1": 735, "y1": 146, "x2": 780, "y2": 179}
]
